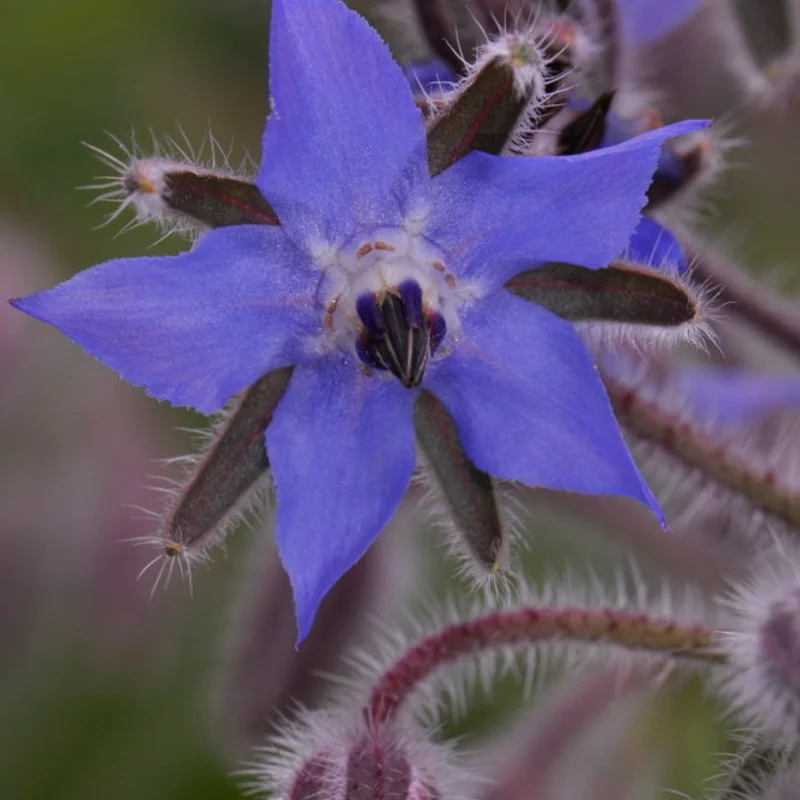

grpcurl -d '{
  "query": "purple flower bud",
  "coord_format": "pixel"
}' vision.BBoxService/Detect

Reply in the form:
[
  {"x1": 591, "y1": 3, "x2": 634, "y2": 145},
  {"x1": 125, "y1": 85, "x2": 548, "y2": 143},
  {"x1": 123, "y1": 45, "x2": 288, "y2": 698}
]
[{"x1": 250, "y1": 712, "x2": 469, "y2": 799}]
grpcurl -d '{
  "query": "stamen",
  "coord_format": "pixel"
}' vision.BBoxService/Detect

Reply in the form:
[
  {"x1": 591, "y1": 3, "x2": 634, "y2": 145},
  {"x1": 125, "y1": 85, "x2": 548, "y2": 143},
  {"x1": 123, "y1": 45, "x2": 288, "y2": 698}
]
[{"x1": 355, "y1": 281, "x2": 444, "y2": 388}]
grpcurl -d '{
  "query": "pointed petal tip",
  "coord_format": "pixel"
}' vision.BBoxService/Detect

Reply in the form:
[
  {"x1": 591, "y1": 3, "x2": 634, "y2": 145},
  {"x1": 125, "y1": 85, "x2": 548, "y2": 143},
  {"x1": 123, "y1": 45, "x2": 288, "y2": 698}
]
[
  {"x1": 8, "y1": 290, "x2": 60, "y2": 326},
  {"x1": 293, "y1": 610, "x2": 314, "y2": 649},
  {"x1": 262, "y1": 0, "x2": 428, "y2": 247},
  {"x1": 291, "y1": 578, "x2": 325, "y2": 648}
]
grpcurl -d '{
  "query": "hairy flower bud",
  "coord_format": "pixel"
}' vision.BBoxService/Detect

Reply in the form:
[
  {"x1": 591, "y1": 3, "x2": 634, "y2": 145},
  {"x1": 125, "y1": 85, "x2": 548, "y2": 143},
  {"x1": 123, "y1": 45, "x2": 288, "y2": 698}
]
[
  {"x1": 719, "y1": 552, "x2": 800, "y2": 746},
  {"x1": 248, "y1": 712, "x2": 471, "y2": 799}
]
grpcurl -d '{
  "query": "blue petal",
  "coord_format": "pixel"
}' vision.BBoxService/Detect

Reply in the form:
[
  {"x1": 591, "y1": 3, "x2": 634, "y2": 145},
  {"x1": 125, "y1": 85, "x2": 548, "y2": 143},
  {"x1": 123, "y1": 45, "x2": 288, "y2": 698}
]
[
  {"x1": 267, "y1": 357, "x2": 417, "y2": 642},
  {"x1": 679, "y1": 367, "x2": 800, "y2": 427},
  {"x1": 259, "y1": 0, "x2": 430, "y2": 251},
  {"x1": 621, "y1": 0, "x2": 706, "y2": 43},
  {"x1": 601, "y1": 108, "x2": 642, "y2": 148},
  {"x1": 626, "y1": 216, "x2": 688, "y2": 271},
  {"x1": 427, "y1": 120, "x2": 709, "y2": 289},
  {"x1": 425, "y1": 292, "x2": 666, "y2": 525},
  {"x1": 12, "y1": 226, "x2": 319, "y2": 414},
  {"x1": 404, "y1": 58, "x2": 458, "y2": 93}
]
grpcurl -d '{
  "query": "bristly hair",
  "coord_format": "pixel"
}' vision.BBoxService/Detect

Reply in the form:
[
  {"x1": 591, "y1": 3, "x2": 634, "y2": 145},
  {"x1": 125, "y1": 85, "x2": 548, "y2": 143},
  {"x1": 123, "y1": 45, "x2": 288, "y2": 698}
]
[
  {"x1": 240, "y1": 704, "x2": 479, "y2": 799},
  {"x1": 716, "y1": 542, "x2": 800, "y2": 748},
  {"x1": 578, "y1": 259, "x2": 722, "y2": 355},
  {"x1": 410, "y1": 455, "x2": 525, "y2": 595},
  {"x1": 443, "y1": 3, "x2": 589, "y2": 155},
  {"x1": 328, "y1": 563, "x2": 714, "y2": 732},
  {"x1": 124, "y1": 399, "x2": 274, "y2": 598},
  {"x1": 79, "y1": 127, "x2": 256, "y2": 242},
  {"x1": 598, "y1": 348, "x2": 800, "y2": 559}
]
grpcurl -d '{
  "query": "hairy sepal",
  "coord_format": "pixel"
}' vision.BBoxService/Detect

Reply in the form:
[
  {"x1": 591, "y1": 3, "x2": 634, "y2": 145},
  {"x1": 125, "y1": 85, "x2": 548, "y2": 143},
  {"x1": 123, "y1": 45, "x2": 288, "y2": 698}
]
[
  {"x1": 506, "y1": 259, "x2": 715, "y2": 351},
  {"x1": 414, "y1": 391, "x2": 510, "y2": 583},
  {"x1": 160, "y1": 170, "x2": 279, "y2": 227},
  {"x1": 426, "y1": 55, "x2": 540, "y2": 175},
  {"x1": 82, "y1": 136, "x2": 278, "y2": 238},
  {"x1": 133, "y1": 367, "x2": 292, "y2": 592}
]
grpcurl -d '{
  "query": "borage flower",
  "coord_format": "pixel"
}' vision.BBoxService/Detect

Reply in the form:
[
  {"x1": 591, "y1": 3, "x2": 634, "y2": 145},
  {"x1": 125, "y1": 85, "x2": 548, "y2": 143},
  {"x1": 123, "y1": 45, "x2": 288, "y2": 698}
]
[{"x1": 12, "y1": 0, "x2": 706, "y2": 641}]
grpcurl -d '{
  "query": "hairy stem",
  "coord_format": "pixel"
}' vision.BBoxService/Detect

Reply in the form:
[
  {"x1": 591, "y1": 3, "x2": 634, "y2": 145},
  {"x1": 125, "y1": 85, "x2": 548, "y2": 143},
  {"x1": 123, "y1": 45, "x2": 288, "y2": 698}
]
[
  {"x1": 679, "y1": 230, "x2": 800, "y2": 357},
  {"x1": 366, "y1": 606, "x2": 721, "y2": 723},
  {"x1": 604, "y1": 372, "x2": 800, "y2": 529}
]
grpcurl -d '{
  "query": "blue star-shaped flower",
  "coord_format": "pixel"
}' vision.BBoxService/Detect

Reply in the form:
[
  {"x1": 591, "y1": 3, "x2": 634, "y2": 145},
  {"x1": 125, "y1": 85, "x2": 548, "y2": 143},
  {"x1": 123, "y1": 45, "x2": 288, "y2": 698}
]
[{"x1": 12, "y1": 0, "x2": 706, "y2": 640}]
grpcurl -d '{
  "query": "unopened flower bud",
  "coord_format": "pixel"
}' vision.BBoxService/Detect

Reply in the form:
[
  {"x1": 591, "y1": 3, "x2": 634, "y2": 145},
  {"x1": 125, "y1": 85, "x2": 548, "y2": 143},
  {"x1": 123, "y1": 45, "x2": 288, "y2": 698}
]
[
  {"x1": 250, "y1": 712, "x2": 470, "y2": 799},
  {"x1": 719, "y1": 553, "x2": 800, "y2": 745}
]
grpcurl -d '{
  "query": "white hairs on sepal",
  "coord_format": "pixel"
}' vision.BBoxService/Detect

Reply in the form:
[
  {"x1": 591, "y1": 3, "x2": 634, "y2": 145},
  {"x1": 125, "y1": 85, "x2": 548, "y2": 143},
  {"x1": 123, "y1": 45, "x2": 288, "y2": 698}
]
[
  {"x1": 579, "y1": 260, "x2": 721, "y2": 355},
  {"x1": 81, "y1": 128, "x2": 257, "y2": 241}
]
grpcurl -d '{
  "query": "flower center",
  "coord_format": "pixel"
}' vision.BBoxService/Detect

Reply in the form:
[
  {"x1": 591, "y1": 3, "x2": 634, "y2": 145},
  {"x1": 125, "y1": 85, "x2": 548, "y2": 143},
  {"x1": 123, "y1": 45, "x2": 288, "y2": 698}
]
[{"x1": 318, "y1": 226, "x2": 461, "y2": 388}]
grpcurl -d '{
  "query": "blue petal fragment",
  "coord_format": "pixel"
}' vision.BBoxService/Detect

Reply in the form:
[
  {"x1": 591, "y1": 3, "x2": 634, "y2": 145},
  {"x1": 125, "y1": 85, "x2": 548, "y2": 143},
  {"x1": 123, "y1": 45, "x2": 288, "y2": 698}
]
[
  {"x1": 259, "y1": 0, "x2": 430, "y2": 250},
  {"x1": 12, "y1": 226, "x2": 319, "y2": 414},
  {"x1": 679, "y1": 367, "x2": 800, "y2": 427},
  {"x1": 626, "y1": 216, "x2": 688, "y2": 272},
  {"x1": 403, "y1": 58, "x2": 458, "y2": 93},
  {"x1": 267, "y1": 356, "x2": 417, "y2": 643},
  {"x1": 621, "y1": 0, "x2": 707, "y2": 43},
  {"x1": 425, "y1": 291, "x2": 666, "y2": 526},
  {"x1": 427, "y1": 120, "x2": 709, "y2": 289}
]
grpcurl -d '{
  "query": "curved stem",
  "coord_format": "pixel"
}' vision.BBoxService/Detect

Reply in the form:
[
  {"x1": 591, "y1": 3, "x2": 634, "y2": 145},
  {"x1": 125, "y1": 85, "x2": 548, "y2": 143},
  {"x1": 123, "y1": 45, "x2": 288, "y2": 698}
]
[{"x1": 366, "y1": 605, "x2": 722, "y2": 724}]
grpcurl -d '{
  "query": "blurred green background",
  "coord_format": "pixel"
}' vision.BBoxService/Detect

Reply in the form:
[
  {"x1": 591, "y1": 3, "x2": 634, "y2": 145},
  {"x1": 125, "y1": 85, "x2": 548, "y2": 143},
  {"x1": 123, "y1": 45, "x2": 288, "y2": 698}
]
[{"x1": 2, "y1": 0, "x2": 798, "y2": 797}]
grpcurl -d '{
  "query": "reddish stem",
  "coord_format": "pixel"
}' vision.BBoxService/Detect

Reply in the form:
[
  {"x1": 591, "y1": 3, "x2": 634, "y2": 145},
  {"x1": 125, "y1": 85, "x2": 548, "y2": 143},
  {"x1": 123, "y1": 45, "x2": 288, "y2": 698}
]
[{"x1": 365, "y1": 606, "x2": 720, "y2": 725}]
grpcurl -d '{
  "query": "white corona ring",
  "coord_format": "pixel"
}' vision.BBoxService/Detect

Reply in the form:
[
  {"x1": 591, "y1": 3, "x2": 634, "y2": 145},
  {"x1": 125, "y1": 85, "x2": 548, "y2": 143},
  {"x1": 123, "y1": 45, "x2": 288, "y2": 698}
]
[{"x1": 313, "y1": 219, "x2": 469, "y2": 388}]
